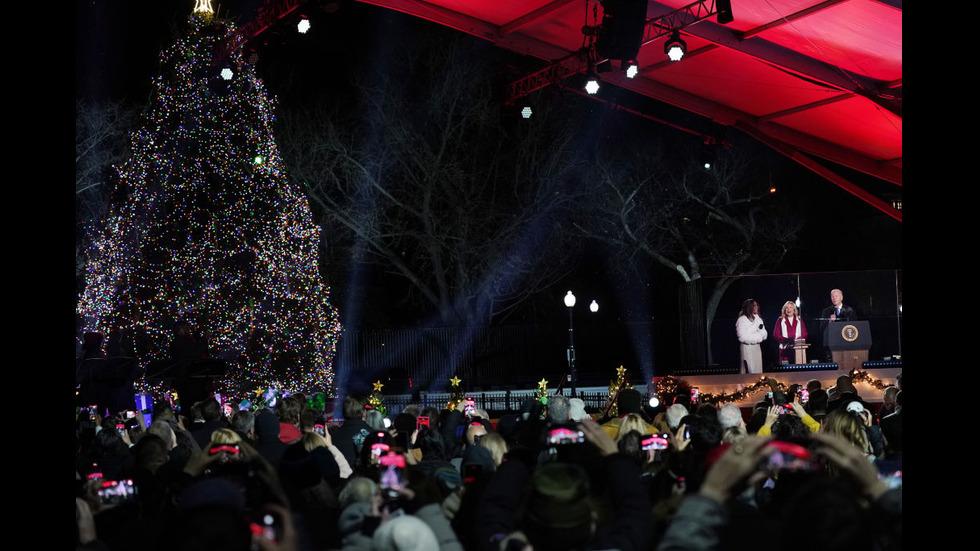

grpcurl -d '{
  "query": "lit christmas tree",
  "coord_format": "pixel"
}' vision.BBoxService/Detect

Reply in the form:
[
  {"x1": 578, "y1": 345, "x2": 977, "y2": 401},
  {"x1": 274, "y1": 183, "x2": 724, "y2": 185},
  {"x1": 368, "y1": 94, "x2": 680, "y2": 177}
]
[
  {"x1": 77, "y1": 7, "x2": 341, "y2": 400},
  {"x1": 368, "y1": 380, "x2": 388, "y2": 417},
  {"x1": 605, "y1": 366, "x2": 633, "y2": 417},
  {"x1": 536, "y1": 378, "x2": 549, "y2": 405},
  {"x1": 446, "y1": 375, "x2": 464, "y2": 411}
]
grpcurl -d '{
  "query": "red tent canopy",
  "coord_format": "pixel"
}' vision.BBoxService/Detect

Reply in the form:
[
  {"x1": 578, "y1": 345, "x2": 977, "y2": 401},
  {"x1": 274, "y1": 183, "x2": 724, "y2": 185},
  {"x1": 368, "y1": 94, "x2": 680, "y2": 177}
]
[{"x1": 354, "y1": 0, "x2": 902, "y2": 220}]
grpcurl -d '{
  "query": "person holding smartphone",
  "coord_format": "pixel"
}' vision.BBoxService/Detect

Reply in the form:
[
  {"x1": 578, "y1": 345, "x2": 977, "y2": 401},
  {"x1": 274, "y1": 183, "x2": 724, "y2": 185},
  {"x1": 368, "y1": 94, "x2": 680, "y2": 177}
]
[{"x1": 659, "y1": 433, "x2": 901, "y2": 550}]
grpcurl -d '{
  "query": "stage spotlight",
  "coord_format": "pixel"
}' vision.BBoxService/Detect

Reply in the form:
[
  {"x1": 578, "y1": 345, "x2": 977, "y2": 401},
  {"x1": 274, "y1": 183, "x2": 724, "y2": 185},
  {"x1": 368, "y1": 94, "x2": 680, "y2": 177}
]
[
  {"x1": 716, "y1": 0, "x2": 734, "y2": 24},
  {"x1": 664, "y1": 31, "x2": 686, "y2": 62},
  {"x1": 703, "y1": 162, "x2": 711, "y2": 170},
  {"x1": 770, "y1": 186, "x2": 777, "y2": 193},
  {"x1": 648, "y1": 396, "x2": 660, "y2": 408},
  {"x1": 220, "y1": 67, "x2": 234, "y2": 80},
  {"x1": 625, "y1": 60, "x2": 639, "y2": 79},
  {"x1": 521, "y1": 106, "x2": 532, "y2": 119},
  {"x1": 585, "y1": 73, "x2": 600, "y2": 94},
  {"x1": 297, "y1": 17, "x2": 311, "y2": 34},
  {"x1": 590, "y1": 300, "x2": 599, "y2": 313}
]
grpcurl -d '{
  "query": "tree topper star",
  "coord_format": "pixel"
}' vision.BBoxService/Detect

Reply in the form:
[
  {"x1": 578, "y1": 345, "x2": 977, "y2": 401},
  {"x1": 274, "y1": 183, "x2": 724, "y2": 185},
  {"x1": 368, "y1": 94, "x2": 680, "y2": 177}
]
[
  {"x1": 449, "y1": 376, "x2": 462, "y2": 387},
  {"x1": 538, "y1": 378, "x2": 548, "y2": 390},
  {"x1": 373, "y1": 380, "x2": 384, "y2": 392},
  {"x1": 616, "y1": 365, "x2": 627, "y2": 378},
  {"x1": 194, "y1": 0, "x2": 214, "y2": 15}
]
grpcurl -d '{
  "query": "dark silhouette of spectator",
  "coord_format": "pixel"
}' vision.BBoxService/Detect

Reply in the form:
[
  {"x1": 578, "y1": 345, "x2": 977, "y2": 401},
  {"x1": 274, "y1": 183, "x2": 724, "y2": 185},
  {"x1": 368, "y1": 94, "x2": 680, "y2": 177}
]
[
  {"x1": 332, "y1": 396, "x2": 372, "y2": 468},
  {"x1": 190, "y1": 397, "x2": 230, "y2": 450},
  {"x1": 252, "y1": 409, "x2": 288, "y2": 468},
  {"x1": 826, "y1": 374, "x2": 870, "y2": 413}
]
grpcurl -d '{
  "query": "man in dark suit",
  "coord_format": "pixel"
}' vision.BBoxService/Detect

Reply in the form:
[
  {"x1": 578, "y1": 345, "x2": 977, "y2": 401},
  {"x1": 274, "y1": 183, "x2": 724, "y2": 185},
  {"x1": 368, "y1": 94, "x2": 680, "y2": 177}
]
[
  {"x1": 821, "y1": 288, "x2": 856, "y2": 321},
  {"x1": 820, "y1": 288, "x2": 857, "y2": 361}
]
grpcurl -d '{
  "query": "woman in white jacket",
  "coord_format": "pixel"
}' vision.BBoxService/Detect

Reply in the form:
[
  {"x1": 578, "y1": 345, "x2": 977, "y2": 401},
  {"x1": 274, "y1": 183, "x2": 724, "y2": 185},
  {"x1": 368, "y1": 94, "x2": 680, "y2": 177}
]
[{"x1": 735, "y1": 299, "x2": 767, "y2": 374}]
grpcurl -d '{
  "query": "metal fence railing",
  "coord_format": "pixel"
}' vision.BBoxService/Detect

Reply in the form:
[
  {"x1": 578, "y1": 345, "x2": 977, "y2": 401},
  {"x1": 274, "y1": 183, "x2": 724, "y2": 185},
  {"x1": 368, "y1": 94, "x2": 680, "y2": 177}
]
[{"x1": 376, "y1": 387, "x2": 613, "y2": 417}]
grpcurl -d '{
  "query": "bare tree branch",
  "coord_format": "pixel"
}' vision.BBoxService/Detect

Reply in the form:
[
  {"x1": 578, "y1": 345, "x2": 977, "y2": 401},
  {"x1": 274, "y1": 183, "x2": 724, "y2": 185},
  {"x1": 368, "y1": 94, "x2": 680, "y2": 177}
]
[{"x1": 278, "y1": 35, "x2": 587, "y2": 326}]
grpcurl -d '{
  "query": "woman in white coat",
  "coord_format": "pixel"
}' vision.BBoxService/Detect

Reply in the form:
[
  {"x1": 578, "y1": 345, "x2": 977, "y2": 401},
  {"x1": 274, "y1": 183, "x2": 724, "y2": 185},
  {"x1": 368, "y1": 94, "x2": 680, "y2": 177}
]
[{"x1": 735, "y1": 298, "x2": 767, "y2": 374}]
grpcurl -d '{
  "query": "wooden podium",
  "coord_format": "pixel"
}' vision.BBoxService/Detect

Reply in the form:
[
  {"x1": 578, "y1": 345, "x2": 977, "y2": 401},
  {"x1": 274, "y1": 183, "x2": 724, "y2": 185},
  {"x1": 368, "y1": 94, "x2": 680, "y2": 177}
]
[
  {"x1": 793, "y1": 341, "x2": 810, "y2": 365},
  {"x1": 823, "y1": 320, "x2": 872, "y2": 372},
  {"x1": 779, "y1": 340, "x2": 811, "y2": 365}
]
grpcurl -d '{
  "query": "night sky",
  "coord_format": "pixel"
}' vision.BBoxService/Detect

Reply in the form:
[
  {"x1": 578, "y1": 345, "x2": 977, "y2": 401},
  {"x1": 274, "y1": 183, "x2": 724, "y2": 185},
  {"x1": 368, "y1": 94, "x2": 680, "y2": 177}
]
[{"x1": 76, "y1": 1, "x2": 901, "y2": 378}]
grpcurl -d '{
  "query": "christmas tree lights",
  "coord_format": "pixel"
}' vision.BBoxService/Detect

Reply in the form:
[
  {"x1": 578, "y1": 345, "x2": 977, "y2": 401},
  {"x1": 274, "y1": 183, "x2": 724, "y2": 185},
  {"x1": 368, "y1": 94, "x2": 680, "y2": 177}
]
[{"x1": 77, "y1": 13, "x2": 341, "y2": 401}]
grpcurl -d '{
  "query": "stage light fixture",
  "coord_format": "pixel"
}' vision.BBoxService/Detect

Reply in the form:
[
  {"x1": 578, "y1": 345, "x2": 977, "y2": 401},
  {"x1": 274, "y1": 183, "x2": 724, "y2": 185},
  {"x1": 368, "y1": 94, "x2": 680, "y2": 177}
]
[
  {"x1": 625, "y1": 60, "x2": 639, "y2": 79},
  {"x1": 297, "y1": 17, "x2": 311, "y2": 34},
  {"x1": 649, "y1": 396, "x2": 660, "y2": 408},
  {"x1": 220, "y1": 67, "x2": 234, "y2": 80},
  {"x1": 596, "y1": 0, "x2": 647, "y2": 63},
  {"x1": 585, "y1": 73, "x2": 600, "y2": 94},
  {"x1": 521, "y1": 106, "x2": 532, "y2": 119},
  {"x1": 716, "y1": 0, "x2": 734, "y2": 24},
  {"x1": 664, "y1": 31, "x2": 686, "y2": 62}
]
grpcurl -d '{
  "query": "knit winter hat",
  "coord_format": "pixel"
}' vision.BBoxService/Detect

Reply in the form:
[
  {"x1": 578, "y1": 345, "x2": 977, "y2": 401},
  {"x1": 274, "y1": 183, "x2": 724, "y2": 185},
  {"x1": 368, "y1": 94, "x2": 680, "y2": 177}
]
[
  {"x1": 522, "y1": 462, "x2": 594, "y2": 550},
  {"x1": 371, "y1": 514, "x2": 440, "y2": 551}
]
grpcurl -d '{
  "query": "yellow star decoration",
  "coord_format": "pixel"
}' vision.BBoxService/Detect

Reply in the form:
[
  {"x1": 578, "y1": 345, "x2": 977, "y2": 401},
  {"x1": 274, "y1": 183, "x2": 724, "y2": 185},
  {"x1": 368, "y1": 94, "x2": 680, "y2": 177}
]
[
  {"x1": 538, "y1": 378, "x2": 549, "y2": 390},
  {"x1": 193, "y1": 0, "x2": 214, "y2": 15},
  {"x1": 616, "y1": 365, "x2": 627, "y2": 378},
  {"x1": 449, "y1": 376, "x2": 462, "y2": 387},
  {"x1": 254, "y1": 388, "x2": 265, "y2": 397},
  {"x1": 373, "y1": 380, "x2": 384, "y2": 392}
]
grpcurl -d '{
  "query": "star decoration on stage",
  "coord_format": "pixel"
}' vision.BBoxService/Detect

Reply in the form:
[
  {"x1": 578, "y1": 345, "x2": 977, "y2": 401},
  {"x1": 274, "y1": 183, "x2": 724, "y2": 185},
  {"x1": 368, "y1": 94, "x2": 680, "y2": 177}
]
[
  {"x1": 616, "y1": 365, "x2": 627, "y2": 378},
  {"x1": 449, "y1": 376, "x2": 462, "y2": 387},
  {"x1": 538, "y1": 378, "x2": 548, "y2": 390},
  {"x1": 373, "y1": 380, "x2": 384, "y2": 392}
]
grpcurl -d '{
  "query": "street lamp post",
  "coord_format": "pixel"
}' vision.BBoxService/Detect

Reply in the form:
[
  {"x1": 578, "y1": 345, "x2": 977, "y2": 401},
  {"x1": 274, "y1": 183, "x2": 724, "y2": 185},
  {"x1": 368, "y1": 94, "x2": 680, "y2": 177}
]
[
  {"x1": 564, "y1": 291, "x2": 599, "y2": 398},
  {"x1": 564, "y1": 291, "x2": 577, "y2": 397}
]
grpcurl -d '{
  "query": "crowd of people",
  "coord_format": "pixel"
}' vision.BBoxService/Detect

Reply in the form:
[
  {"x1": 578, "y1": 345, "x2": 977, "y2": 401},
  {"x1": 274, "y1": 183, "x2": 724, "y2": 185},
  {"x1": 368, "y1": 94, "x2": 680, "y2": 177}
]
[{"x1": 75, "y1": 372, "x2": 902, "y2": 551}]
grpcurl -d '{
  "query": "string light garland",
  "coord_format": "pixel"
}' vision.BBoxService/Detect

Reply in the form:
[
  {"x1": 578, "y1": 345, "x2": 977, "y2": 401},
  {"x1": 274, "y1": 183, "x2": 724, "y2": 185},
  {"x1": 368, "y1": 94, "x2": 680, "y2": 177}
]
[
  {"x1": 847, "y1": 369, "x2": 891, "y2": 391},
  {"x1": 77, "y1": 13, "x2": 341, "y2": 404},
  {"x1": 655, "y1": 375, "x2": 784, "y2": 405},
  {"x1": 654, "y1": 368, "x2": 894, "y2": 406}
]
